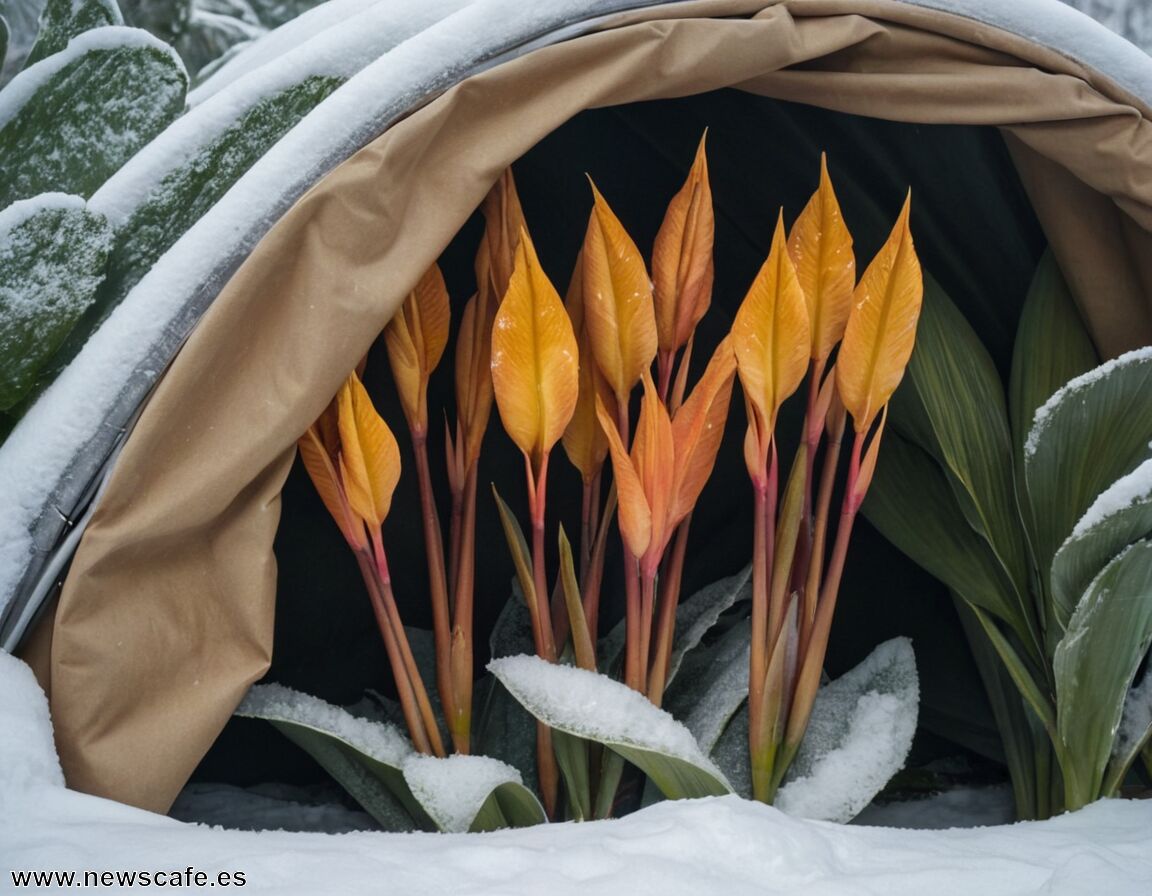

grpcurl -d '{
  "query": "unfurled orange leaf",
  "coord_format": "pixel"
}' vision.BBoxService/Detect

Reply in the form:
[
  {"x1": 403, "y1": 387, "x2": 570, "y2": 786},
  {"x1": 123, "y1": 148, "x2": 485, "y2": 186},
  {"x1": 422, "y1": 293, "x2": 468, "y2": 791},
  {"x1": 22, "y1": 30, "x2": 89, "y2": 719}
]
[
  {"x1": 582, "y1": 181, "x2": 657, "y2": 405},
  {"x1": 837, "y1": 193, "x2": 922, "y2": 433},
  {"x1": 384, "y1": 263, "x2": 451, "y2": 434},
  {"x1": 670, "y1": 338, "x2": 737, "y2": 524},
  {"x1": 631, "y1": 373, "x2": 676, "y2": 568},
  {"x1": 491, "y1": 229, "x2": 579, "y2": 469},
  {"x1": 562, "y1": 257, "x2": 611, "y2": 482},
  {"x1": 732, "y1": 211, "x2": 811, "y2": 446},
  {"x1": 337, "y1": 373, "x2": 402, "y2": 528},
  {"x1": 653, "y1": 134, "x2": 714, "y2": 354},
  {"x1": 596, "y1": 396, "x2": 651, "y2": 559},
  {"x1": 298, "y1": 421, "x2": 365, "y2": 549},
  {"x1": 788, "y1": 154, "x2": 855, "y2": 364}
]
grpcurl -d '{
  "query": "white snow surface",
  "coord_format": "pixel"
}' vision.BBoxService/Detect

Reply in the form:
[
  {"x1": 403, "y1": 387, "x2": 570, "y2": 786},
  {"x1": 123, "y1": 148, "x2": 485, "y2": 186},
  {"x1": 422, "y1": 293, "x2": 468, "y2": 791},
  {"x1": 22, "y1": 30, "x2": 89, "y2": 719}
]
[
  {"x1": 1025, "y1": 347, "x2": 1152, "y2": 459},
  {"x1": 1070, "y1": 457, "x2": 1152, "y2": 539},
  {"x1": 0, "y1": 192, "x2": 87, "y2": 232},
  {"x1": 4, "y1": 652, "x2": 1152, "y2": 893},
  {"x1": 0, "y1": 26, "x2": 184, "y2": 132},
  {"x1": 489, "y1": 654, "x2": 728, "y2": 784},
  {"x1": 235, "y1": 682, "x2": 412, "y2": 766},
  {"x1": 402, "y1": 754, "x2": 525, "y2": 833}
]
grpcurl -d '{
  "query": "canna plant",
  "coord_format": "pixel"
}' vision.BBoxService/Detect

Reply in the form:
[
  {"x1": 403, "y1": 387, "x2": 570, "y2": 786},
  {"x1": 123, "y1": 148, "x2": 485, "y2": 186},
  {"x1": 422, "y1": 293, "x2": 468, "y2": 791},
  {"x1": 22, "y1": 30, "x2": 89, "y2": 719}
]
[{"x1": 246, "y1": 144, "x2": 925, "y2": 832}]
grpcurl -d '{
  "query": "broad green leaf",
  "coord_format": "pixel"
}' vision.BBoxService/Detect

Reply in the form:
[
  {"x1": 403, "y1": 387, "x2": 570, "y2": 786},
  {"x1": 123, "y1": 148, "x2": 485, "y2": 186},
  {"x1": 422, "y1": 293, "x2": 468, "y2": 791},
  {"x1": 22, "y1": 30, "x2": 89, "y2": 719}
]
[
  {"x1": 732, "y1": 212, "x2": 810, "y2": 433},
  {"x1": 402, "y1": 754, "x2": 545, "y2": 833},
  {"x1": 1051, "y1": 459, "x2": 1152, "y2": 632},
  {"x1": 552, "y1": 729, "x2": 592, "y2": 821},
  {"x1": 837, "y1": 194, "x2": 922, "y2": 434},
  {"x1": 491, "y1": 229, "x2": 579, "y2": 466},
  {"x1": 1, "y1": 16, "x2": 8, "y2": 73},
  {"x1": 891, "y1": 277, "x2": 1032, "y2": 639},
  {"x1": 489, "y1": 655, "x2": 731, "y2": 800},
  {"x1": 0, "y1": 28, "x2": 186, "y2": 208},
  {"x1": 1025, "y1": 349, "x2": 1152, "y2": 581},
  {"x1": 25, "y1": 0, "x2": 122, "y2": 69},
  {"x1": 1054, "y1": 540, "x2": 1152, "y2": 809},
  {"x1": 0, "y1": 196, "x2": 112, "y2": 410},
  {"x1": 1104, "y1": 666, "x2": 1152, "y2": 796},
  {"x1": 776, "y1": 638, "x2": 918, "y2": 823},
  {"x1": 236, "y1": 684, "x2": 426, "y2": 831},
  {"x1": 653, "y1": 132, "x2": 713, "y2": 354},
  {"x1": 710, "y1": 703, "x2": 752, "y2": 799},
  {"x1": 787, "y1": 153, "x2": 855, "y2": 365},
  {"x1": 1008, "y1": 251, "x2": 1097, "y2": 474},
  {"x1": 863, "y1": 429, "x2": 1022, "y2": 628},
  {"x1": 668, "y1": 618, "x2": 750, "y2": 754}
]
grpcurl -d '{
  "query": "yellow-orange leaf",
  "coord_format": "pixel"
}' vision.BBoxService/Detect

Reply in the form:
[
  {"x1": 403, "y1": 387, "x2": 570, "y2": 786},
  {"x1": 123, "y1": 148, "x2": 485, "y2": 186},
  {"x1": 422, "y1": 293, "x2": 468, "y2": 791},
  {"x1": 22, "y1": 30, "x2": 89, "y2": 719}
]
[
  {"x1": 480, "y1": 168, "x2": 527, "y2": 300},
  {"x1": 298, "y1": 423, "x2": 365, "y2": 549},
  {"x1": 653, "y1": 133, "x2": 714, "y2": 354},
  {"x1": 631, "y1": 373, "x2": 676, "y2": 566},
  {"x1": 384, "y1": 263, "x2": 451, "y2": 434},
  {"x1": 454, "y1": 288, "x2": 495, "y2": 467},
  {"x1": 582, "y1": 181, "x2": 657, "y2": 404},
  {"x1": 491, "y1": 229, "x2": 579, "y2": 468},
  {"x1": 337, "y1": 373, "x2": 402, "y2": 528},
  {"x1": 837, "y1": 193, "x2": 923, "y2": 433},
  {"x1": 670, "y1": 338, "x2": 737, "y2": 525},
  {"x1": 562, "y1": 258, "x2": 610, "y2": 482},
  {"x1": 732, "y1": 211, "x2": 811, "y2": 438},
  {"x1": 788, "y1": 154, "x2": 855, "y2": 364},
  {"x1": 596, "y1": 397, "x2": 651, "y2": 559}
]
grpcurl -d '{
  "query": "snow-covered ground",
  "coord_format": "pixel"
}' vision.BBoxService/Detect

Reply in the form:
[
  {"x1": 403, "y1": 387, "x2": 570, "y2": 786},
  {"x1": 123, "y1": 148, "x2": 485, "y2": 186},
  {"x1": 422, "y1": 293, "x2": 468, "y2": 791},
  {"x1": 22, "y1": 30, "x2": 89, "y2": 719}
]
[{"x1": 3, "y1": 651, "x2": 1152, "y2": 894}]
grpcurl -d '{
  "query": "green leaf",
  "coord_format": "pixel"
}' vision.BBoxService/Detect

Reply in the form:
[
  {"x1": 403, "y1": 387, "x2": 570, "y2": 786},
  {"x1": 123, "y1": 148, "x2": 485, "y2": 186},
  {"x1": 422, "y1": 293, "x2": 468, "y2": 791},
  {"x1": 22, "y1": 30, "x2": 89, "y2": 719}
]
[
  {"x1": 552, "y1": 729, "x2": 592, "y2": 820},
  {"x1": 891, "y1": 277, "x2": 1033, "y2": 641},
  {"x1": 493, "y1": 485, "x2": 536, "y2": 607},
  {"x1": 863, "y1": 429, "x2": 1021, "y2": 627},
  {"x1": 1008, "y1": 251, "x2": 1097, "y2": 476},
  {"x1": 1050, "y1": 459, "x2": 1152, "y2": 632},
  {"x1": 558, "y1": 527, "x2": 595, "y2": 670},
  {"x1": 24, "y1": 0, "x2": 122, "y2": 69},
  {"x1": 776, "y1": 638, "x2": 919, "y2": 823},
  {"x1": 236, "y1": 684, "x2": 427, "y2": 831},
  {"x1": 489, "y1": 655, "x2": 731, "y2": 800},
  {"x1": 1053, "y1": 540, "x2": 1152, "y2": 809},
  {"x1": 1104, "y1": 667, "x2": 1152, "y2": 796},
  {"x1": 0, "y1": 28, "x2": 187, "y2": 208},
  {"x1": 0, "y1": 196, "x2": 113, "y2": 410},
  {"x1": 402, "y1": 754, "x2": 546, "y2": 833},
  {"x1": 1, "y1": 16, "x2": 10, "y2": 73},
  {"x1": 1025, "y1": 349, "x2": 1152, "y2": 584},
  {"x1": 666, "y1": 619, "x2": 750, "y2": 755}
]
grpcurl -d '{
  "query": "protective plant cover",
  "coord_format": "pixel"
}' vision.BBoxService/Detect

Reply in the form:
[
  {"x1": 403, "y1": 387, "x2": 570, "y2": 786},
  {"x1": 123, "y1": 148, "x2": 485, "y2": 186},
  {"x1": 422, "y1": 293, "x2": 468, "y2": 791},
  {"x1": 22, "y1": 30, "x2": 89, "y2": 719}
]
[{"x1": 16, "y1": 0, "x2": 1152, "y2": 813}]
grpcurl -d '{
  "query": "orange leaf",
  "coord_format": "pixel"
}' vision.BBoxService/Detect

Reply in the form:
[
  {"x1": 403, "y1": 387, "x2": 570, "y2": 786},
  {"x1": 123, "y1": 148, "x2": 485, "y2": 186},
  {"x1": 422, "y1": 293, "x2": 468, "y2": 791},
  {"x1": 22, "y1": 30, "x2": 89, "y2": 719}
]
[
  {"x1": 631, "y1": 372, "x2": 676, "y2": 567},
  {"x1": 653, "y1": 133, "x2": 714, "y2": 354},
  {"x1": 384, "y1": 263, "x2": 451, "y2": 434},
  {"x1": 491, "y1": 228, "x2": 579, "y2": 469},
  {"x1": 582, "y1": 180, "x2": 657, "y2": 404},
  {"x1": 298, "y1": 423, "x2": 365, "y2": 549},
  {"x1": 562, "y1": 257, "x2": 611, "y2": 482},
  {"x1": 596, "y1": 397, "x2": 651, "y2": 559},
  {"x1": 480, "y1": 168, "x2": 527, "y2": 302},
  {"x1": 837, "y1": 193, "x2": 923, "y2": 433},
  {"x1": 337, "y1": 373, "x2": 402, "y2": 528},
  {"x1": 454, "y1": 289, "x2": 496, "y2": 468},
  {"x1": 670, "y1": 338, "x2": 737, "y2": 525},
  {"x1": 788, "y1": 154, "x2": 855, "y2": 364},
  {"x1": 731, "y1": 211, "x2": 811, "y2": 439}
]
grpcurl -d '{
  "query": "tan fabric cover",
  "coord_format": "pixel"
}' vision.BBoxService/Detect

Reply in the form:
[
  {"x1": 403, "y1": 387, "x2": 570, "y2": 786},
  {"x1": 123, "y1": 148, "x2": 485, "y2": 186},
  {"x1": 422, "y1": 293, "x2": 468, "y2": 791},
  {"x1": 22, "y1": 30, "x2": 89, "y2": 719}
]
[{"x1": 24, "y1": 0, "x2": 1152, "y2": 812}]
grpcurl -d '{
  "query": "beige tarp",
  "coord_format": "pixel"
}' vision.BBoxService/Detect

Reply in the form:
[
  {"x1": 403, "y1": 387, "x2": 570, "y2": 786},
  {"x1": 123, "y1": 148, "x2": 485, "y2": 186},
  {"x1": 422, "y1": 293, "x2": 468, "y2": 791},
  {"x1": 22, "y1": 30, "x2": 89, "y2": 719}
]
[{"x1": 22, "y1": 0, "x2": 1152, "y2": 813}]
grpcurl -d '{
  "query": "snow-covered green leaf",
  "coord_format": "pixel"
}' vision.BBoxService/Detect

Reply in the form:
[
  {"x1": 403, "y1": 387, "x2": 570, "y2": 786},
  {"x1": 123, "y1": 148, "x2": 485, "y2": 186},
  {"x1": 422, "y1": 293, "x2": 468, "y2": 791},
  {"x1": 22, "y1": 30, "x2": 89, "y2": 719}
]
[
  {"x1": 489, "y1": 655, "x2": 731, "y2": 800},
  {"x1": 0, "y1": 27, "x2": 186, "y2": 208},
  {"x1": 1026, "y1": 349, "x2": 1152, "y2": 583},
  {"x1": 401, "y1": 754, "x2": 545, "y2": 833},
  {"x1": 1106, "y1": 664, "x2": 1152, "y2": 793},
  {"x1": 1053, "y1": 540, "x2": 1152, "y2": 809},
  {"x1": 1, "y1": 15, "x2": 11, "y2": 73},
  {"x1": 665, "y1": 618, "x2": 749, "y2": 755},
  {"x1": 24, "y1": 0, "x2": 123, "y2": 69},
  {"x1": 0, "y1": 194, "x2": 112, "y2": 410},
  {"x1": 236, "y1": 683, "x2": 427, "y2": 831},
  {"x1": 776, "y1": 638, "x2": 919, "y2": 823},
  {"x1": 1051, "y1": 459, "x2": 1152, "y2": 632}
]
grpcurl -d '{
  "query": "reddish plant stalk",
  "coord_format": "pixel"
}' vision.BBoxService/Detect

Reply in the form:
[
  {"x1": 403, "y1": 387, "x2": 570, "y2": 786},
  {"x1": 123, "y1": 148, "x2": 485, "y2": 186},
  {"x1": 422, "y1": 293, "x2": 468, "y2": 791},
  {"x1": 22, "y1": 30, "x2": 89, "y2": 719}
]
[
  {"x1": 791, "y1": 359, "x2": 826, "y2": 596},
  {"x1": 802, "y1": 410, "x2": 845, "y2": 656},
  {"x1": 613, "y1": 401, "x2": 645, "y2": 693},
  {"x1": 447, "y1": 462, "x2": 479, "y2": 754},
  {"x1": 582, "y1": 483, "x2": 616, "y2": 645},
  {"x1": 647, "y1": 514, "x2": 691, "y2": 705}
]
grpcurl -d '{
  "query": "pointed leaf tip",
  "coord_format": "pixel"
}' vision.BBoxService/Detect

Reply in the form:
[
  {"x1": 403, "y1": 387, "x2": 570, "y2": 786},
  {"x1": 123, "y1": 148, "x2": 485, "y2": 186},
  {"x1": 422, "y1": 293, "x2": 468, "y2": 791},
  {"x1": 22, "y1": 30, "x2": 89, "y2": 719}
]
[
  {"x1": 337, "y1": 373, "x2": 402, "y2": 527},
  {"x1": 384, "y1": 262, "x2": 451, "y2": 433}
]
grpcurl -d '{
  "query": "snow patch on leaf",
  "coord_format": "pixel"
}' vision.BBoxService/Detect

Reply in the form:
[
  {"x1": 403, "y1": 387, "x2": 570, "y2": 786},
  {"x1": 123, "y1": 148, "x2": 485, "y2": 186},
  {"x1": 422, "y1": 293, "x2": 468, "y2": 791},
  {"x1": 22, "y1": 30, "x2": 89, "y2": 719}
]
[{"x1": 402, "y1": 754, "x2": 523, "y2": 833}]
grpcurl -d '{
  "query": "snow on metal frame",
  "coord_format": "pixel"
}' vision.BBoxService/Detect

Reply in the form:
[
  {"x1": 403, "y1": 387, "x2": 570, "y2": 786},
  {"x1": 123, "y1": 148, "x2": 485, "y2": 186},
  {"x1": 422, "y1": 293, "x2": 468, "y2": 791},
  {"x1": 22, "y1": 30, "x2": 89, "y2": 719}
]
[{"x1": 3, "y1": 0, "x2": 1152, "y2": 649}]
